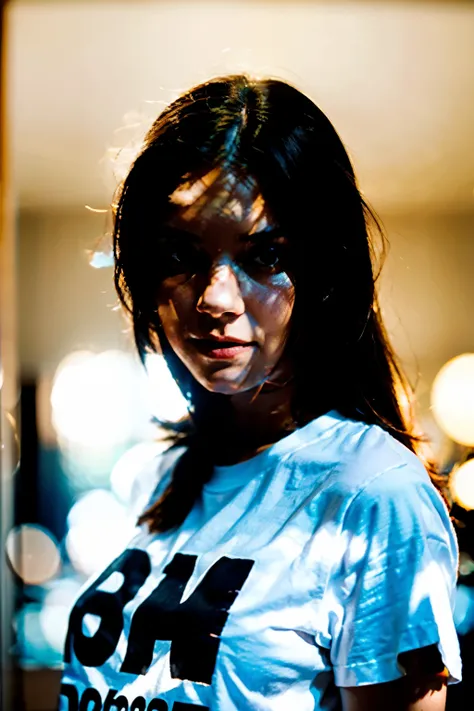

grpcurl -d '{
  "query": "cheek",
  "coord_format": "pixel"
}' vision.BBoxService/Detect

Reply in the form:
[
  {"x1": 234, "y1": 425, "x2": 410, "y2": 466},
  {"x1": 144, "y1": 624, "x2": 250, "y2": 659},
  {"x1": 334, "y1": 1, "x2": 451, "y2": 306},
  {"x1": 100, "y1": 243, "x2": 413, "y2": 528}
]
[
  {"x1": 157, "y1": 281, "x2": 196, "y2": 341},
  {"x1": 267, "y1": 273, "x2": 295, "y2": 323},
  {"x1": 240, "y1": 273, "x2": 295, "y2": 340}
]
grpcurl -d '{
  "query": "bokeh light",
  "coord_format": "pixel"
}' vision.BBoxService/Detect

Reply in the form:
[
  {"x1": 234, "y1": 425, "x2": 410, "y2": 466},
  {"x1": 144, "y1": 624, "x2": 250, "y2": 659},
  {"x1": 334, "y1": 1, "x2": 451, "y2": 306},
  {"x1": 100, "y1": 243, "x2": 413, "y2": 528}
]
[
  {"x1": 39, "y1": 578, "x2": 83, "y2": 654},
  {"x1": 459, "y1": 552, "x2": 474, "y2": 577},
  {"x1": 16, "y1": 604, "x2": 54, "y2": 668},
  {"x1": 450, "y1": 458, "x2": 474, "y2": 510},
  {"x1": 51, "y1": 350, "x2": 149, "y2": 447},
  {"x1": 2, "y1": 409, "x2": 21, "y2": 474},
  {"x1": 66, "y1": 489, "x2": 136, "y2": 577},
  {"x1": 110, "y1": 440, "x2": 168, "y2": 505},
  {"x1": 6, "y1": 524, "x2": 61, "y2": 585},
  {"x1": 431, "y1": 353, "x2": 474, "y2": 446},
  {"x1": 50, "y1": 350, "x2": 188, "y2": 491},
  {"x1": 145, "y1": 353, "x2": 189, "y2": 423},
  {"x1": 454, "y1": 584, "x2": 474, "y2": 636},
  {"x1": 58, "y1": 441, "x2": 125, "y2": 491}
]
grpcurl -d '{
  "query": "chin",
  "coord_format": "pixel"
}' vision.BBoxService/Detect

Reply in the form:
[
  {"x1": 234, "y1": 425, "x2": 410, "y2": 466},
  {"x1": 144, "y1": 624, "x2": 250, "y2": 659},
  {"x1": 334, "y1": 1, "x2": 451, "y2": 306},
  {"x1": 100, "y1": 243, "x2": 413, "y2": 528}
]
[
  {"x1": 198, "y1": 370, "x2": 260, "y2": 396},
  {"x1": 201, "y1": 379, "x2": 249, "y2": 396}
]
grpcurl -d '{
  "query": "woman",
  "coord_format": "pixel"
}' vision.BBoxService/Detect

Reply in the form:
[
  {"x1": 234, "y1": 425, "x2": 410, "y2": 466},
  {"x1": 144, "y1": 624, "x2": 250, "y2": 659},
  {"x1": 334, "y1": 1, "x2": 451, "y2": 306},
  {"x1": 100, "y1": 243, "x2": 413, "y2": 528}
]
[{"x1": 60, "y1": 75, "x2": 461, "y2": 711}]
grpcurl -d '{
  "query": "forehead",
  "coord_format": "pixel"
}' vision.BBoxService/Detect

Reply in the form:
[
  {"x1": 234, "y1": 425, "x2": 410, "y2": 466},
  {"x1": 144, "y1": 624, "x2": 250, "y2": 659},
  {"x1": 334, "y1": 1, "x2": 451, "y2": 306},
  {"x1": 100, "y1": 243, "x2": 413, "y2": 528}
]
[{"x1": 168, "y1": 167, "x2": 273, "y2": 235}]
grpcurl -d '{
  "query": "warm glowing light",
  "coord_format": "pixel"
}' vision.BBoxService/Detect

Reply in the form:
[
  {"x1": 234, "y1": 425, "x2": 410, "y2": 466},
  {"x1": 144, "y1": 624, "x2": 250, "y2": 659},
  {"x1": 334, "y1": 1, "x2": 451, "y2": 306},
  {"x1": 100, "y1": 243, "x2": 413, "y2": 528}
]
[
  {"x1": 431, "y1": 353, "x2": 474, "y2": 445},
  {"x1": 51, "y1": 351, "x2": 188, "y2": 471},
  {"x1": 169, "y1": 167, "x2": 221, "y2": 207},
  {"x1": 51, "y1": 350, "x2": 149, "y2": 447},
  {"x1": 66, "y1": 490, "x2": 136, "y2": 576},
  {"x1": 6, "y1": 525, "x2": 61, "y2": 585},
  {"x1": 450, "y1": 459, "x2": 474, "y2": 510},
  {"x1": 84, "y1": 205, "x2": 108, "y2": 213},
  {"x1": 459, "y1": 552, "x2": 474, "y2": 577},
  {"x1": 145, "y1": 353, "x2": 189, "y2": 423},
  {"x1": 1, "y1": 409, "x2": 21, "y2": 473}
]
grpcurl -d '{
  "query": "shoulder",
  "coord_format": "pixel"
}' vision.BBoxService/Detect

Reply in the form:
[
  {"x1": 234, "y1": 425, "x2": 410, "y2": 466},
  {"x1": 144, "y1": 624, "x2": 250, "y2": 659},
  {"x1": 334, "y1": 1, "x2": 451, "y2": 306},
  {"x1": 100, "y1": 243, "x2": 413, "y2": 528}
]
[
  {"x1": 331, "y1": 426, "x2": 458, "y2": 579},
  {"x1": 286, "y1": 410, "x2": 428, "y2": 494},
  {"x1": 336, "y1": 424, "x2": 452, "y2": 547},
  {"x1": 286, "y1": 412, "x2": 454, "y2": 549}
]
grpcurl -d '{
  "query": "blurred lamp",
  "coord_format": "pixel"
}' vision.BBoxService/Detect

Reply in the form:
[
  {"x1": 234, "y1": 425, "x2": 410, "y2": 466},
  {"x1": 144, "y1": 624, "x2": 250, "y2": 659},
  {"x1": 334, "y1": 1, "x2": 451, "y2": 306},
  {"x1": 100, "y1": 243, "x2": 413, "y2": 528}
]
[
  {"x1": 66, "y1": 489, "x2": 136, "y2": 577},
  {"x1": 40, "y1": 579, "x2": 82, "y2": 653},
  {"x1": 145, "y1": 353, "x2": 189, "y2": 423},
  {"x1": 51, "y1": 350, "x2": 149, "y2": 448},
  {"x1": 110, "y1": 440, "x2": 168, "y2": 505},
  {"x1": 431, "y1": 353, "x2": 474, "y2": 445},
  {"x1": 16, "y1": 603, "x2": 55, "y2": 667},
  {"x1": 454, "y1": 584, "x2": 474, "y2": 636},
  {"x1": 450, "y1": 458, "x2": 474, "y2": 510},
  {"x1": 39, "y1": 603, "x2": 72, "y2": 656},
  {"x1": 6, "y1": 524, "x2": 61, "y2": 585},
  {"x1": 459, "y1": 552, "x2": 474, "y2": 577}
]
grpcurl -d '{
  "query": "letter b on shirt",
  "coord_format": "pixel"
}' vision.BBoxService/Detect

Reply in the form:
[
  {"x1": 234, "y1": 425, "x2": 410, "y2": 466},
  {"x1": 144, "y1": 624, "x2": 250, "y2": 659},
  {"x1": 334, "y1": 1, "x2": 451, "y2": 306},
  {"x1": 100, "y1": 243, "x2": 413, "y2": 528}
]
[{"x1": 64, "y1": 549, "x2": 253, "y2": 684}]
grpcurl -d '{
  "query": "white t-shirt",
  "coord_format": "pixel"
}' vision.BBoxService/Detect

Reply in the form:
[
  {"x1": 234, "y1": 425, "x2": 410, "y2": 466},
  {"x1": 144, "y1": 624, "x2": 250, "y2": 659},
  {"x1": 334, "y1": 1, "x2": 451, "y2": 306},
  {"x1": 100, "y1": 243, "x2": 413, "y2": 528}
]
[{"x1": 60, "y1": 410, "x2": 462, "y2": 711}]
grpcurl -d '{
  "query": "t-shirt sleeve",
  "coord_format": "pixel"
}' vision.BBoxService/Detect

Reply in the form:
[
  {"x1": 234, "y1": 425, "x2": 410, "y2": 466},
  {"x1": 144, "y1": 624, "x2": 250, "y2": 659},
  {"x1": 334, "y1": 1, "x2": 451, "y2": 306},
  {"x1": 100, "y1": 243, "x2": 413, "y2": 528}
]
[{"x1": 327, "y1": 463, "x2": 462, "y2": 687}]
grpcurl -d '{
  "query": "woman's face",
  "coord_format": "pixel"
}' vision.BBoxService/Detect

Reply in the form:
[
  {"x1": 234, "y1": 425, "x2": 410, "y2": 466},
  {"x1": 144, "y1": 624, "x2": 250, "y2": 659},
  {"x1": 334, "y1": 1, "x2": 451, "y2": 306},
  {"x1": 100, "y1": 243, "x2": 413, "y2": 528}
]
[{"x1": 156, "y1": 168, "x2": 295, "y2": 395}]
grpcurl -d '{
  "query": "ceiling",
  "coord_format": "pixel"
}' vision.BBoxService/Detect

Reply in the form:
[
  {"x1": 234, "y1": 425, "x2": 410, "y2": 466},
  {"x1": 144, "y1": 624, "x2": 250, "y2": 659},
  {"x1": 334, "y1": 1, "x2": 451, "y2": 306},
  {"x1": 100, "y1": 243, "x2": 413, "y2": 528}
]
[{"x1": 5, "y1": 1, "x2": 474, "y2": 213}]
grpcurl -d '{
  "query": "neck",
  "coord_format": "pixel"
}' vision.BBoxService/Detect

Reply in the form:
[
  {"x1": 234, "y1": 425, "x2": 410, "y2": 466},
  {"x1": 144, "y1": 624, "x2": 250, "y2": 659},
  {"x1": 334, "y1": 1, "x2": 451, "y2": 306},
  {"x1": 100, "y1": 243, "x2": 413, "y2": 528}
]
[
  {"x1": 233, "y1": 379, "x2": 294, "y2": 431},
  {"x1": 208, "y1": 377, "x2": 296, "y2": 466}
]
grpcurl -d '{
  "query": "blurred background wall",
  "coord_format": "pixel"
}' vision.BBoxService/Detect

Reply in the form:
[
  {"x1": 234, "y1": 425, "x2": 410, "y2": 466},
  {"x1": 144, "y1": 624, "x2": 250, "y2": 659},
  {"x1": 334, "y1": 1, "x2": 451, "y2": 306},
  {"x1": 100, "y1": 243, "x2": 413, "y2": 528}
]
[
  {"x1": 2, "y1": 1, "x2": 474, "y2": 709},
  {"x1": 17, "y1": 208, "x2": 474, "y2": 428}
]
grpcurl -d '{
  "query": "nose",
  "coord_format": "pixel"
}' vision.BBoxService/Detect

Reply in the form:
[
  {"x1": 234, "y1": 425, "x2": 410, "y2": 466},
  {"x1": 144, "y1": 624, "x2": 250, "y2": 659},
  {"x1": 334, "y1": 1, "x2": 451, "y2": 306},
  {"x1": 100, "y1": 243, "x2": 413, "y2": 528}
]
[{"x1": 196, "y1": 263, "x2": 245, "y2": 320}]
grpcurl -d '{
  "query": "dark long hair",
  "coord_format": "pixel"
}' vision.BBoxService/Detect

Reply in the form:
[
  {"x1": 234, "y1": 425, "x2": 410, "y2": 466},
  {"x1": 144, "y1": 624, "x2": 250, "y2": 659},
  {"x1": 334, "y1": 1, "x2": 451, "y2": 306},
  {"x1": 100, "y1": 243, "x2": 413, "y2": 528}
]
[{"x1": 113, "y1": 74, "x2": 443, "y2": 533}]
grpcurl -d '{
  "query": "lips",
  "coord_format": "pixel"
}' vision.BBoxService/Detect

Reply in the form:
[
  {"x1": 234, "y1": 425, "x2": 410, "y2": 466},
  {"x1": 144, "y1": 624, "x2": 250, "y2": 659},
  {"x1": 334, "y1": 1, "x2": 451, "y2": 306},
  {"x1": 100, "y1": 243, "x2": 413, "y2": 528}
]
[{"x1": 189, "y1": 338, "x2": 256, "y2": 360}]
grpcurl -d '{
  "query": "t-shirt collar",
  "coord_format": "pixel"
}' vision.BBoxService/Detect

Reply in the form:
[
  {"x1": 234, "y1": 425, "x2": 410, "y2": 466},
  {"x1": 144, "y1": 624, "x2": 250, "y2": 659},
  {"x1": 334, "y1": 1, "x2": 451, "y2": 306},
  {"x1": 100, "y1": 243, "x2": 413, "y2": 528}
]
[{"x1": 203, "y1": 409, "x2": 342, "y2": 494}]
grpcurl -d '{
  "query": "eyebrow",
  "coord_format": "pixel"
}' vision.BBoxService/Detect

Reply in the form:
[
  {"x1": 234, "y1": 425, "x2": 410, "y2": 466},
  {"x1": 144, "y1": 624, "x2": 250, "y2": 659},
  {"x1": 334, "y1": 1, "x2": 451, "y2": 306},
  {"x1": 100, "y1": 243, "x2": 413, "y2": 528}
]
[
  {"x1": 158, "y1": 226, "x2": 200, "y2": 243},
  {"x1": 239, "y1": 226, "x2": 284, "y2": 243},
  {"x1": 160, "y1": 225, "x2": 283, "y2": 243}
]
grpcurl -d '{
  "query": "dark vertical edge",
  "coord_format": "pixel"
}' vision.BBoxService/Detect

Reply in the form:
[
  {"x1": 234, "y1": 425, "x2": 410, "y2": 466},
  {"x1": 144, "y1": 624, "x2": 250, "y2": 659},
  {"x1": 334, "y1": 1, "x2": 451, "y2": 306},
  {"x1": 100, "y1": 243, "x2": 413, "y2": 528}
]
[{"x1": 0, "y1": 1, "x2": 24, "y2": 709}]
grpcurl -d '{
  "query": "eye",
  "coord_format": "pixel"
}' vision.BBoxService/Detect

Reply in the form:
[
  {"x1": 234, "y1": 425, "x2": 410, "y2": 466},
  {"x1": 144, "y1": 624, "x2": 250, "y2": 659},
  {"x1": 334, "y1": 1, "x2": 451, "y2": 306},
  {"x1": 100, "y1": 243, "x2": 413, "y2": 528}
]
[
  {"x1": 160, "y1": 243, "x2": 208, "y2": 277},
  {"x1": 253, "y1": 245, "x2": 280, "y2": 268},
  {"x1": 242, "y1": 241, "x2": 288, "y2": 273}
]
